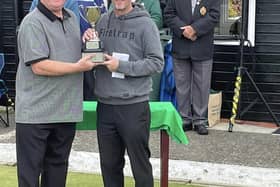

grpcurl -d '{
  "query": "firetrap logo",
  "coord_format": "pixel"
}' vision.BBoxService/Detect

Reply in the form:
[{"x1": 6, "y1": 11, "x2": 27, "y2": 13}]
[{"x1": 99, "y1": 28, "x2": 135, "y2": 40}]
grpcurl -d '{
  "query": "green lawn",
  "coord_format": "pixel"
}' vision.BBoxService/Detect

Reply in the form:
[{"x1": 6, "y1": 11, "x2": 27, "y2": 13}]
[{"x1": 0, "y1": 165, "x2": 200, "y2": 187}]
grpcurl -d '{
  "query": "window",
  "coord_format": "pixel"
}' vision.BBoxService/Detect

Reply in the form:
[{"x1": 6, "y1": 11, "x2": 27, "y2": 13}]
[{"x1": 214, "y1": 0, "x2": 256, "y2": 46}]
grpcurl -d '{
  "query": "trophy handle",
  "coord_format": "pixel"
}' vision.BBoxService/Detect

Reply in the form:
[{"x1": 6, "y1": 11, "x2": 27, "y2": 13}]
[{"x1": 79, "y1": 5, "x2": 88, "y2": 25}]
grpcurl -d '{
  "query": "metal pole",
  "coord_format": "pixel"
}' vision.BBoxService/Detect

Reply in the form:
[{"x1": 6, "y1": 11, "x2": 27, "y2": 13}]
[
  {"x1": 228, "y1": 0, "x2": 280, "y2": 132},
  {"x1": 228, "y1": 0, "x2": 248, "y2": 132}
]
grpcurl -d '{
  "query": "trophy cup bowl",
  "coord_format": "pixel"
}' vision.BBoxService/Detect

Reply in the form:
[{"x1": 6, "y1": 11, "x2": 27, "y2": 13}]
[{"x1": 82, "y1": 6, "x2": 104, "y2": 63}]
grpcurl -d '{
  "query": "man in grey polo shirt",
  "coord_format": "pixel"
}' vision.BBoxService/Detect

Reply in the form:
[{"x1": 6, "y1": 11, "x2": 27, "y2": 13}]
[{"x1": 16, "y1": 0, "x2": 100, "y2": 186}]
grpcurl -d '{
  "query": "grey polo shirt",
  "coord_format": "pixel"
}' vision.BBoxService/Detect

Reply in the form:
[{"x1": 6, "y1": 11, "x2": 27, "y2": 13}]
[{"x1": 16, "y1": 2, "x2": 83, "y2": 123}]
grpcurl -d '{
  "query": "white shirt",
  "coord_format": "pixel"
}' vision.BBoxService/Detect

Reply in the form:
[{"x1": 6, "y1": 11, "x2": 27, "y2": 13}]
[{"x1": 192, "y1": 0, "x2": 196, "y2": 14}]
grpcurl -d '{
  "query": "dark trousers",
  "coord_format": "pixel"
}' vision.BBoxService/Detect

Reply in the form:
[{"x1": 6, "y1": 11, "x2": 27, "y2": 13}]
[
  {"x1": 97, "y1": 101, "x2": 153, "y2": 187},
  {"x1": 16, "y1": 123, "x2": 76, "y2": 187}
]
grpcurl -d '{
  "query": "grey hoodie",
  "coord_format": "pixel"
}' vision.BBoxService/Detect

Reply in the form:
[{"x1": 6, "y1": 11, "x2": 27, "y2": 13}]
[{"x1": 95, "y1": 4, "x2": 164, "y2": 105}]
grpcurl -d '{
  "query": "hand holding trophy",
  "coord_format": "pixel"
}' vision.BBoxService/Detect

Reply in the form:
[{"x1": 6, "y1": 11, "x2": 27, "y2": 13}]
[{"x1": 81, "y1": 5, "x2": 104, "y2": 63}]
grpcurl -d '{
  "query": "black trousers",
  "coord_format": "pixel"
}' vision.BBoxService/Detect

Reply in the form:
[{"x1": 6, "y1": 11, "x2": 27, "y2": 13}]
[
  {"x1": 97, "y1": 101, "x2": 153, "y2": 187},
  {"x1": 16, "y1": 123, "x2": 76, "y2": 187}
]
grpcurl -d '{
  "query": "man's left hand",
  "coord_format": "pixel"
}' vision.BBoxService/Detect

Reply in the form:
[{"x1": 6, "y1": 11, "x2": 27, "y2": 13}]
[
  {"x1": 180, "y1": 25, "x2": 197, "y2": 41},
  {"x1": 103, "y1": 54, "x2": 120, "y2": 72}
]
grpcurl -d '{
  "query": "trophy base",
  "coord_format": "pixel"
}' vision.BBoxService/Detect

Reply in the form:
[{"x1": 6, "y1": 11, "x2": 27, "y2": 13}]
[{"x1": 82, "y1": 49, "x2": 104, "y2": 63}]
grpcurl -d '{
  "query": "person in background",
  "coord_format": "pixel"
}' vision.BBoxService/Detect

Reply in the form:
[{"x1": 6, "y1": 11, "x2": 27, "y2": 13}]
[
  {"x1": 16, "y1": 0, "x2": 99, "y2": 186},
  {"x1": 83, "y1": 0, "x2": 164, "y2": 186},
  {"x1": 164, "y1": 0, "x2": 220, "y2": 135},
  {"x1": 109, "y1": 0, "x2": 162, "y2": 29}
]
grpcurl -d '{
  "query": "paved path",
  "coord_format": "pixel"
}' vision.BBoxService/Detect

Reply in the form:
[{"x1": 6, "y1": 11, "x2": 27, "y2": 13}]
[{"x1": 1, "y1": 113, "x2": 280, "y2": 186}]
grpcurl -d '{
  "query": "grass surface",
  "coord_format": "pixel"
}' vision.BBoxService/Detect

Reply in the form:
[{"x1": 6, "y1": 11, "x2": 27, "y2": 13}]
[{"x1": 0, "y1": 165, "x2": 201, "y2": 187}]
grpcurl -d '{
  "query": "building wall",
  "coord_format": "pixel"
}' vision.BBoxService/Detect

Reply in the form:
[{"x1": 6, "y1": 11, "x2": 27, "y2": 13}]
[
  {"x1": 212, "y1": 0, "x2": 280, "y2": 122},
  {"x1": 0, "y1": 0, "x2": 18, "y2": 99},
  {"x1": 1, "y1": 0, "x2": 280, "y2": 122}
]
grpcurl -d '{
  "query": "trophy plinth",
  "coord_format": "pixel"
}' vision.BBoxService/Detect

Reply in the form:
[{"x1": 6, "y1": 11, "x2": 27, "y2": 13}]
[
  {"x1": 81, "y1": 6, "x2": 104, "y2": 63},
  {"x1": 83, "y1": 39, "x2": 104, "y2": 62}
]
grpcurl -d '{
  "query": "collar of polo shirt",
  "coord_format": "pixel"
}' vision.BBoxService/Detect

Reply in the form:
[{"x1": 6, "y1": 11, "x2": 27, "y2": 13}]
[{"x1": 37, "y1": 1, "x2": 71, "y2": 22}]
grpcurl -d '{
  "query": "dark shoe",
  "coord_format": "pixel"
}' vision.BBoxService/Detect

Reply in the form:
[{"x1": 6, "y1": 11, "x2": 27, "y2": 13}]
[
  {"x1": 194, "y1": 125, "x2": 208, "y2": 135},
  {"x1": 183, "y1": 123, "x2": 193, "y2": 132}
]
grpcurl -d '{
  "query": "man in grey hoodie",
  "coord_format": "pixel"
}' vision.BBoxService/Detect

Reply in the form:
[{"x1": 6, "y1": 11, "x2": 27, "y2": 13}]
[{"x1": 83, "y1": 0, "x2": 164, "y2": 186}]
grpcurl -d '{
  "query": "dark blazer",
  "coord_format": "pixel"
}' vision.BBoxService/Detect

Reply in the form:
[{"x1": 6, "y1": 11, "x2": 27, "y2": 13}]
[{"x1": 164, "y1": 0, "x2": 220, "y2": 61}]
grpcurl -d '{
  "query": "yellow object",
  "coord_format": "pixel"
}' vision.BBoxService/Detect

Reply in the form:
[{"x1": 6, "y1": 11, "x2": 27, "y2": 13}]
[{"x1": 230, "y1": 76, "x2": 242, "y2": 125}]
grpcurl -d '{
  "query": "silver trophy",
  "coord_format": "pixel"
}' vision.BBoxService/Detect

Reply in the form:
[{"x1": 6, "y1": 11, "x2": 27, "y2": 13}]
[{"x1": 81, "y1": 5, "x2": 104, "y2": 63}]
